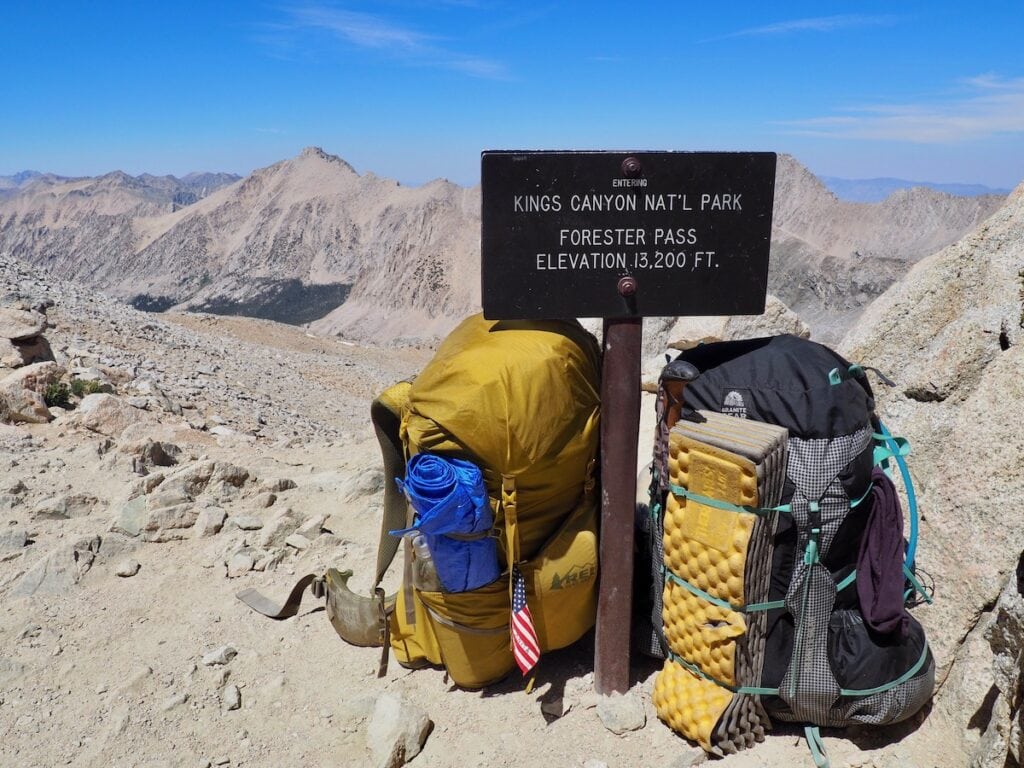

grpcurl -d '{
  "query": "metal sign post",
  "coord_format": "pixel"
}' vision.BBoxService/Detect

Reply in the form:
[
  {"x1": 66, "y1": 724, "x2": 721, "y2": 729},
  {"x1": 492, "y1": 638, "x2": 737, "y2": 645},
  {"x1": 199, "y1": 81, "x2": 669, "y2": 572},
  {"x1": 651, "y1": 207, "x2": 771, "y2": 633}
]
[{"x1": 480, "y1": 150, "x2": 776, "y2": 695}]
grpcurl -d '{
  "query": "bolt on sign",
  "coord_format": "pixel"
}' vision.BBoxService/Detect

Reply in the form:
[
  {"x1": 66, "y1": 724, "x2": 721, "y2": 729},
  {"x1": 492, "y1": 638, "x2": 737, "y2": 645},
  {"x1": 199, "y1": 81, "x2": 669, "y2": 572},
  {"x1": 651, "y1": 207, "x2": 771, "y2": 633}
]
[{"x1": 481, "y1": 151, "x2": 777, "y2": 319}]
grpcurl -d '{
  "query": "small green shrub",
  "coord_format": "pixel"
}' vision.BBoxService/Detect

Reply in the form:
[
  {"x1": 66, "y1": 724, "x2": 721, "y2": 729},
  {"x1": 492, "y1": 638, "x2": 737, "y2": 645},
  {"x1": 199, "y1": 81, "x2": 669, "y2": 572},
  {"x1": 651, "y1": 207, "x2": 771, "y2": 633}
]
[
  {"x1": 70, "y1": 379, "x2": 104, "y2": 397},
  {"x1": 44, "y1": 382, "x2": 71, "y2": 409}
]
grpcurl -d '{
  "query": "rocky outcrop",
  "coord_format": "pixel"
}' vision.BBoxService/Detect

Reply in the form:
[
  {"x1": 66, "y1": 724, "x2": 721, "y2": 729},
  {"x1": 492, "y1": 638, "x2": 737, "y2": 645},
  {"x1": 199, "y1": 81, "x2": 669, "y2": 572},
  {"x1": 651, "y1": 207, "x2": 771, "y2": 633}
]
[{"x1": 841, "y1": 183, "x2": 1024, "y2": 765}]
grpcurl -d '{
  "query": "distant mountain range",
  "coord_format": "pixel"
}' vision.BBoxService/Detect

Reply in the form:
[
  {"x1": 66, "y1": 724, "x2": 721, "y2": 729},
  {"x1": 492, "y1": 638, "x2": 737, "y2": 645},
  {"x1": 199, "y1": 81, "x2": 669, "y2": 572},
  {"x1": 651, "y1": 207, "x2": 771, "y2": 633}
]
[
  {"x1": 820, "y1": 176, "x2": 1011, "y2": 203},
  {"x1": 0, "y1": 150, "x2": 1008, "y2": 344}
]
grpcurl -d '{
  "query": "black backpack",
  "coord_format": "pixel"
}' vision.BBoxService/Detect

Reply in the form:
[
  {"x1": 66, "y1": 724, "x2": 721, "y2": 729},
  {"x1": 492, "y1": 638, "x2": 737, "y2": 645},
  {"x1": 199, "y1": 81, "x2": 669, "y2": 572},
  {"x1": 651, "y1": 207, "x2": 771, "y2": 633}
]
[{"x1": 640, "y1": 335, "x2": 933, "y2": 765}]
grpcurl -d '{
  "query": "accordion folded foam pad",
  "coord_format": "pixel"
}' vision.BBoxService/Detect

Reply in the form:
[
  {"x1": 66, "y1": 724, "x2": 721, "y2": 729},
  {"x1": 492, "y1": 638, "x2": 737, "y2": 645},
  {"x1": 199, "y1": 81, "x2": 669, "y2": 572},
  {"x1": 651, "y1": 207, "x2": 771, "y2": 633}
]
[{"x1": 653, "y1": 412, "x2": 788, "y2": 754}]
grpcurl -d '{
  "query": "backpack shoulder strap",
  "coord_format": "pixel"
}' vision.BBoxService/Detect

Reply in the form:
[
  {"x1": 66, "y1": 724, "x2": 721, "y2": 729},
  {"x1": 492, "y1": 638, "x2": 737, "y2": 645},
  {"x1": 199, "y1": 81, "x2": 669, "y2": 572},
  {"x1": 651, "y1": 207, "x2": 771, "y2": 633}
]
[{"x1": 371, "y1": 380, "x2": 414, "y2": 587}]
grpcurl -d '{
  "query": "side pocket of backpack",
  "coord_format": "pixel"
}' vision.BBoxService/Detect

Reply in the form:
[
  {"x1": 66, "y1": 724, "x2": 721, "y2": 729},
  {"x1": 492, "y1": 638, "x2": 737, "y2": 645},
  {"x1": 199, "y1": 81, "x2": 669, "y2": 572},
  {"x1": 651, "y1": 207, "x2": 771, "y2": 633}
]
[{"x1": 522, "y1": 494, "x2": 599, "y2": 651}]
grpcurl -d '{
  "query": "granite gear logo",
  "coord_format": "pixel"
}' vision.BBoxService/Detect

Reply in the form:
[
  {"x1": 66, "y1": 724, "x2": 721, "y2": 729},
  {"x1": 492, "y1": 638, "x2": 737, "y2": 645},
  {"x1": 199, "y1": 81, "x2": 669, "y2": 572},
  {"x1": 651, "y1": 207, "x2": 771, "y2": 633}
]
[{"x1": 722, "y1": 390, "x2": 748, "y2": 418}]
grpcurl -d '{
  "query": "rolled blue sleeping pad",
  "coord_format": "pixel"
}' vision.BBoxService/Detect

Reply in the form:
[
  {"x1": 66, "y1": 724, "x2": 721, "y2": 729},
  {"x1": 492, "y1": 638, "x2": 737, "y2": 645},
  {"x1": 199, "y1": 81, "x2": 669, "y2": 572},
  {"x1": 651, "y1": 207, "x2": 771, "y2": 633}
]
[{"x1": 389, "y1": 453, "x2": 500, "y2": 592}]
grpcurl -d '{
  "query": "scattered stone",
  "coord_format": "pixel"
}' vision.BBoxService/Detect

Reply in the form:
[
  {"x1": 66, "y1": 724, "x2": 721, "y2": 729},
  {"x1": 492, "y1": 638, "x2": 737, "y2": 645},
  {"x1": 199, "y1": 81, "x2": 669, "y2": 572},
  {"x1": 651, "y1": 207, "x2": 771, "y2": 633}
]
[
  {"x1": 115, "y1": 559, "x2": 141, "y2": 578},
  {"x1": 0, "y1": 306, "x2": 47, "y2": 341},
  {"x1": 321, "y1": 513, "x2": 346, "y2": 535},
  {"x1": 253, "y1": 548, "x2": 287, "y2": 573},
  {"x1": 540, "y1": 697, "x2": 570, "y2": 720},
  {"x1": 0, "y1": 338, "x2": 21, "y2": 368},
  {"x1": 12, "y1": 535, "x2": 101, "y2": 597},
  {"x1": 194, "y1": 506, "x2": 228, "y2": 538},
  {"x1": 222, "y1": 684, "x2": 241, "y2": 712},
  {"x1": 296, "y1": 515, "x2": 325, "y2": 540},
  {"x1": 16, "y1": 623, "x2": 42, "y2": 641},
  {"x1": 253, "y1": 491, "x2": 277, "y2": 508},
  {"x1": 227, "y1": 514, "x2": 263, "y2": 531},
  {"x1": 212, "y1": 758, "x2": 230, "y2": 766},
  {"x1": 111, "y1": 496, "x2": 148, "y2": 538},
  {"x1": 340, "y1": 468, "x2": 384, "y2": 501},
  {"x1": 596, "y1": 691, "x2": 646, "y2": 734},
  {"x1": 3, "y1": 478, "x2": 26, "y2": 495},
  {"x1": 260, "y1": 478, "x2": 297, "y2": 493},
  {"x1": 133, "y1": 440, "x2": 181, "y2": 468},
  {"x1": 258, "y1": 508, "x2": 303, "y2": 548},
  {"x1": 32, "y1": 493, "x2": 98, "y2": 520},
  {"x1": 201, "y1": 645, "x2": 238, "y2": 667},
  {"x1": 284, "y1": 533, "x2": 311, "y2": 551},
  {"x1": 139, "y1": 503, "x2": 200, "y2": 543},
  {"x1": 0, "y1": 656, "x2": 28, "y2": 686},
  {"x1": 161, "y1": 691, "x2": 189, "y2": 712},
  {"x1": 667, "y1": 747, "x2": 707, "y2": 767},
  {"x1": 227, "y1": 551, "x2": 254, "y2": 577},
  {"x1": 0, "y1": 527, "x2": 27, "y2": 551},
  {"x1": 0, "y1": 385, "x2": 49, "y2": 424},
  {"x1": 210, "y1": 425, "x2": 236, "y2": 438},
  {"x1": 365, "y1": 692, "x2": 433, "y2": 768},
  {"x1": 76, "y1": 393, "x2": 145, "y2": 437}
]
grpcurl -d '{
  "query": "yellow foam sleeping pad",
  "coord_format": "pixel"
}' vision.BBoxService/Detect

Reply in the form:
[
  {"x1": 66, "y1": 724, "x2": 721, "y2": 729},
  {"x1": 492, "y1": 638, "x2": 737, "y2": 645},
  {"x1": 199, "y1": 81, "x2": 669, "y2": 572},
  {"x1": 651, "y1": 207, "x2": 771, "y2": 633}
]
[{"x1": 652, "y1": 433, "x2": 758, "y2": 750}]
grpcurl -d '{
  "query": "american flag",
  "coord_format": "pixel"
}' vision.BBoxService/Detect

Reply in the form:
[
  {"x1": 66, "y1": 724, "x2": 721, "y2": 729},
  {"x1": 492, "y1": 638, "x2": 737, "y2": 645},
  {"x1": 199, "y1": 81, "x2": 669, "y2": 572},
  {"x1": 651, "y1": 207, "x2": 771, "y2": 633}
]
[{"x1": 510, "y1": 566, "x2": 540, "y2": 675}]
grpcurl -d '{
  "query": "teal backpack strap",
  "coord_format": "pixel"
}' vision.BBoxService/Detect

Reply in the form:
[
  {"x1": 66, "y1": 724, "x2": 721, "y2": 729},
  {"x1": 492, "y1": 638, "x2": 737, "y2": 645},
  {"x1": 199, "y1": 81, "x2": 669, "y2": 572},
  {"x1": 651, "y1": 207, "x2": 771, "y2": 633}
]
[
  {"x1": 804, "y1": 725, "x2": 831, "y2": 768},
  {"x1": 877, "y1": 420, "x2": 919, "y2": 571}
]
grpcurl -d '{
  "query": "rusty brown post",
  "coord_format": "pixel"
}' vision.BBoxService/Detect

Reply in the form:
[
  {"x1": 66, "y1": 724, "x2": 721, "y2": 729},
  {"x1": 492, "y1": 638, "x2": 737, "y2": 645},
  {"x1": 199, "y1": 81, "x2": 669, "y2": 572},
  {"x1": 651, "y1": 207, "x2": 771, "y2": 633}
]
[{"x1": 594, "y1": 309, "x2": 642, "y2": 695}]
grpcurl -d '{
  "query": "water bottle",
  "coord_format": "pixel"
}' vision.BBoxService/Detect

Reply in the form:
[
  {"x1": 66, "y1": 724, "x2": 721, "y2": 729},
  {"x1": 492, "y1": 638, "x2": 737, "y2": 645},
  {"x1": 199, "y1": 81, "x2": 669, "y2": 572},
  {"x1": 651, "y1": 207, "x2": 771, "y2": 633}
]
[{"x1": 411, "y1": 534, "x2": 443, "y2": 592}]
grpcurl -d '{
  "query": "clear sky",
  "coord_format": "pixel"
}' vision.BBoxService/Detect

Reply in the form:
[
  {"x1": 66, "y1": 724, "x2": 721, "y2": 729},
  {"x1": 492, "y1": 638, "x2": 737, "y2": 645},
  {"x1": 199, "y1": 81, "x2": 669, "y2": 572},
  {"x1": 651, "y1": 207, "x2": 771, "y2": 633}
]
[{"x1": 4, "y1": 1, "x2": 1024, "y2": 188}]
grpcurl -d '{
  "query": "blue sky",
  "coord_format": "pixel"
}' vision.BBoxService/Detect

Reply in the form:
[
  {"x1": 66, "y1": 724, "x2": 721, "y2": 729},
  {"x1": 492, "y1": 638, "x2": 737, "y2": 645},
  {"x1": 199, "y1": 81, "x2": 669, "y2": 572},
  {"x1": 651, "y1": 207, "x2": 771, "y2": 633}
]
[{"x1": 3, "y1": 1, "x2": 1024, "y2": 187}]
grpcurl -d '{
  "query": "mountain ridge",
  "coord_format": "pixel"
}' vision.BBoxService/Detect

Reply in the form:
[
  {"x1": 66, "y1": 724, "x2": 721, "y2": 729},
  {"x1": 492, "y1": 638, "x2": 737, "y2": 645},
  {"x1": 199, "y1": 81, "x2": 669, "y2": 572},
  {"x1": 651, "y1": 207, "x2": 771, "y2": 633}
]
[{"x1": 0, "y1": 148, "x2": 1007, "y2": 344}]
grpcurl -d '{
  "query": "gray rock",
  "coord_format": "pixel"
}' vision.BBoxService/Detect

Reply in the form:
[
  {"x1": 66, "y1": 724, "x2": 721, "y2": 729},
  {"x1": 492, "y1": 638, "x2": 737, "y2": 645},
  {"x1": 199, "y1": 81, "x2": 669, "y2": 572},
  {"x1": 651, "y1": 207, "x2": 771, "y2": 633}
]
[
  {"x1": 139, "y1": 503, "x2": 200, "y2": 542},
  {"x1": 133, "y1": 440, "x2": 181, "y2": 468},
  {"x1": 0, "y1": 656, "x2": 28, "y2": 686},
  {"x1": 0, "y1": 338, "x2": 21, "y2": 368},
  {"x1": 194, "y1": 506, "x2": 227, "y2": 538},
  {"x1": 12, "y1": 535, "x2": 101, "y2": 597},
  {"x1": 296, "y1": 515, "x2": 325, "y2": 539},
  {"x1": 226, "y1": 514, "x2": 263, "y2": 531},
  {"x1": 258, "y1": 508, "x2": 303, "y2": 548},
  {"x1": 1, "y1": 335, "x2": 54, "y2": 368},
  {"x1": 667, "y1": 748, "x2": 707, "y2": 767},
  {"x1": 0, "y1": 307, "x2": 46, "y2": 341},
  {"x1": 260, "y1": 478, "x2": 297, "y2": 493},
  {"x1": 365, "y1": 692, "x2": 433, "y2": 768},
  {"x1": 284, "y1": 533, "x2": 311, "y2": 551},
  {"x1": 0, "y1": 527, "x2": 27, "y2": 552},
  {"x1": 32, "y1": 493, "x2": 98, "y2": 520},
  {"x1": 966, "y1": 563, "x2": 1024, "y2": 768},
  {"x1": 76, "y1": 393, "x2": 144, "y2": 437},
  {"x1": 202, "y1": 645, "x2": 238, "y2": 666},
  {"x1": 115, "y1": 559, "x2": 141, "y2": 578},
  {"x1": 0, "y1": 385, "x2": 49, "y2": 424},
  {"x1": 111, "y1": 496, "x2": 148, "y2": 537},
  {"x1": 596, "y1": 691, "x2": 646, "y2": 734},
  {"x1": 0, "y1": 360, "x2": 63, "y2": 394},
  {"x1": 222, "y1": 684, "x2": 241, "y2": 712},
  {"x1": 161, "y1": 691, "x2": 189, "y2": 712},
  {"x1": 253, "y1": 491, "x2": 277, "y2": 508},
  {"x1": 226, "y1": 551, "x2": 254, "y2": 577}
]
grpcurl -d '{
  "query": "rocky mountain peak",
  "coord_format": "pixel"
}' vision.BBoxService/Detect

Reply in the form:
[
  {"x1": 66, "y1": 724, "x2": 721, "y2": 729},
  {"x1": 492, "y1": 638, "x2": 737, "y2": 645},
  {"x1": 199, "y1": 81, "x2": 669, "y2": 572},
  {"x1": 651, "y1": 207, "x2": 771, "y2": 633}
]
[{"x1": 296, "y1": 146, "x2": 357, "y2": 173}]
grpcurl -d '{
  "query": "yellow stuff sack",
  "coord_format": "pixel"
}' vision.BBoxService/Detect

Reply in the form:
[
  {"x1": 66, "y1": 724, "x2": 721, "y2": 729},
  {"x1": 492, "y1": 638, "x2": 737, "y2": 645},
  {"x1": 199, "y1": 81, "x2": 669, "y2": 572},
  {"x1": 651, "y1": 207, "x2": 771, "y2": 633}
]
[{"x1": 385, "y1": 314, "x2": 601, "y2": 688}]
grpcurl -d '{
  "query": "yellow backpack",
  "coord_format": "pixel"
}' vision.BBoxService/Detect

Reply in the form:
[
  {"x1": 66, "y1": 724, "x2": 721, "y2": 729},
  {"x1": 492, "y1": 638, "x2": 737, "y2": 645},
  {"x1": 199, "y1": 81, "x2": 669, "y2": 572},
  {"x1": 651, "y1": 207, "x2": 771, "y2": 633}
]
[{"x1": 381, "y1": 315, "x2": 602, "y2": 688}]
